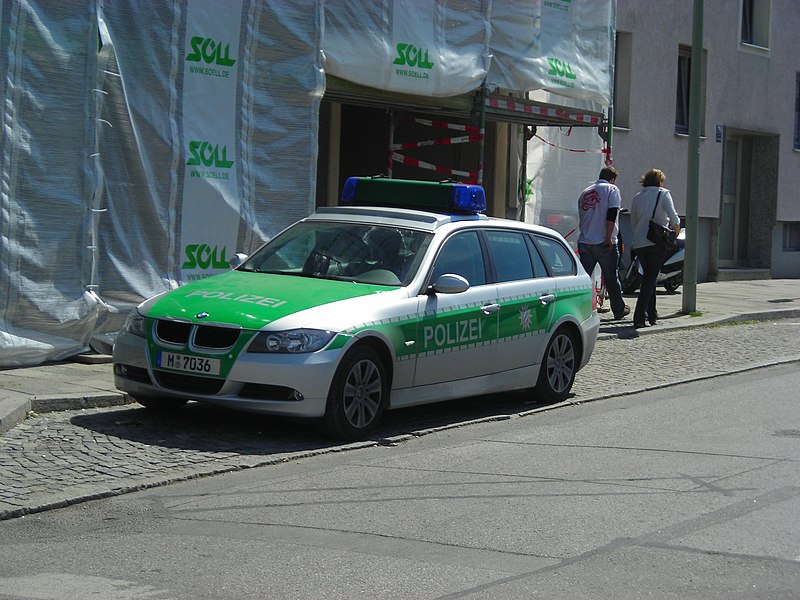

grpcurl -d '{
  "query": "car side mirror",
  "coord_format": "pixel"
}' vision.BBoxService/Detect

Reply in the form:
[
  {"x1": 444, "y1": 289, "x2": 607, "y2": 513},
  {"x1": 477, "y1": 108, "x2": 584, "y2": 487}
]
[
  {"x1": 427, "y1": 273, "x2": 469, "y2": 295},
  {"x1": 229, "y1": 252, "x2": 248, "y2": 269}
]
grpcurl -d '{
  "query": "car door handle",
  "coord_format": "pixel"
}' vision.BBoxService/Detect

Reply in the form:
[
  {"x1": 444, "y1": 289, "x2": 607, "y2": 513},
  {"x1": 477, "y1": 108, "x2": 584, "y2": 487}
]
[
  {"x1": 481, "y1": 303, "x2": 500, "y2": 314},
  {"x1": 538, "y1": 294, "x2": 556, "y2": 305}
]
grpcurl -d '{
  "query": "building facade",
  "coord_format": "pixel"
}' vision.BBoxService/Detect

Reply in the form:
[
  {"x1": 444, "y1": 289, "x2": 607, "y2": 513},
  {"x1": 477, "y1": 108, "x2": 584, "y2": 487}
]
[{"x1": 612, "y1": 0, "x2": 800, "y2": 280}]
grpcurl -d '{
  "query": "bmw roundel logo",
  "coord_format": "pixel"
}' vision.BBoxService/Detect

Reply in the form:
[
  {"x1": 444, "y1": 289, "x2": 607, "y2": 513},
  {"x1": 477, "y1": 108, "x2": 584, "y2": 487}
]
[{"x1": 195, "y1": 311, "x2": 209, "y2": 319}]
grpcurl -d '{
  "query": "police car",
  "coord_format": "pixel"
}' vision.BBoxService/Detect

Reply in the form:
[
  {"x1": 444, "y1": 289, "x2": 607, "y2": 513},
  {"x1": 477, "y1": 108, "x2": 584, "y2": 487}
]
[{"x1": 113, "y1": 178, "x2": 600, "y2": 439}]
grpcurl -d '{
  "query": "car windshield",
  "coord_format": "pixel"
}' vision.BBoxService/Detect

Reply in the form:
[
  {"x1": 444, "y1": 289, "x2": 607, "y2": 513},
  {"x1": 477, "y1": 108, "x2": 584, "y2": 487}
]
[{"x1": 239, "y1": 222, "x2": 433, "y2": 286}]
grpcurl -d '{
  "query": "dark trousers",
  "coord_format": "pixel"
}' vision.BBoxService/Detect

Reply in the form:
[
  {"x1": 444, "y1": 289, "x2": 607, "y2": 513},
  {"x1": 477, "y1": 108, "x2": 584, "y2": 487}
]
[
  {"x1": 578, "y1": 242, "x2": 626, "y2": 319},
  {"x1": 633, "y1": 244, "x2": 668, "y2": 325}
]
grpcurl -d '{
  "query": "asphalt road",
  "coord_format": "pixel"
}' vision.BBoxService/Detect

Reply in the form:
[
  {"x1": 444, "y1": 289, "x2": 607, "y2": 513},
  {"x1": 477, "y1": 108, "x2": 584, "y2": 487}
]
[{"x1": 1, "y1": 361, "x2": 799, "y2": 599}]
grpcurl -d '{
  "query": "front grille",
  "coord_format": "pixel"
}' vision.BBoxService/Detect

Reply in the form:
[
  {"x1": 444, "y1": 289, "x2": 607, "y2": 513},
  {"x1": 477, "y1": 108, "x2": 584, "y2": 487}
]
[
  {"x1": 155, "y1": 320, "x2": 191, "y2": 345},
  {"x1": 153, "y1": 371, "x2": 225, "y2": 395},
  {"x1": 154, "y1": 320, "x2": 241, "y2": 350},
  {"x1": 195, "y1": 325, "x2": 240, "y2": 349}
]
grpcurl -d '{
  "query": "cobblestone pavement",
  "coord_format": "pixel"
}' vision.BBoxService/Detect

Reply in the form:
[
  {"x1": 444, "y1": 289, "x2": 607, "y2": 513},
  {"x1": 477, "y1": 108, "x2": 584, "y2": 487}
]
[{"x1": 1, "y1": 319, "x2": 799, "y2": 520}]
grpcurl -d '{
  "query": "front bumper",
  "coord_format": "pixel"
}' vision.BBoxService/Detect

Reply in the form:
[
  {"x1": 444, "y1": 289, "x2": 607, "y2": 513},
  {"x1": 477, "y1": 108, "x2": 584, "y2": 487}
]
[{"x1": 112, "y1": 330, "x2": 343, "y2": 418}]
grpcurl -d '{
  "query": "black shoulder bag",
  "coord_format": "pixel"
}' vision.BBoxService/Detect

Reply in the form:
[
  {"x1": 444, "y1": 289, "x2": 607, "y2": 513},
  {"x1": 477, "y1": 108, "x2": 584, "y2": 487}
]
[{"x1": 646, "y1": 190, "x2": 677, "y2": 250}]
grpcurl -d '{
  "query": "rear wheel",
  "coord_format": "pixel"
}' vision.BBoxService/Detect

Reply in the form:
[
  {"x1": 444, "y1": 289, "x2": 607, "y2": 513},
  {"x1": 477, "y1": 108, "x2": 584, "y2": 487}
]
[
  {"x1": 534, "y1": 328, "x2": 577, "y2": 402},
  {"x1": 322, "y1": 345, "x2": 387, "y2": 440},
  {"x1": 621, "y1": 261, "x2": 641, "y2": 294},
  {"x1": 134, "y1": 396, "x2": 188, "y2": 411},
  {"x1": 664, "y1": 274, "x2": 682, "y2": 294}
]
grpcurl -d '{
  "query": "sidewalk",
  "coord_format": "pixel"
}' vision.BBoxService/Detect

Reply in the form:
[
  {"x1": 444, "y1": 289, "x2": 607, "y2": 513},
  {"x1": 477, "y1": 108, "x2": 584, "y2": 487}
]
[{"x1": 1, "y1": 279, "x2": 799, "y2": 436}]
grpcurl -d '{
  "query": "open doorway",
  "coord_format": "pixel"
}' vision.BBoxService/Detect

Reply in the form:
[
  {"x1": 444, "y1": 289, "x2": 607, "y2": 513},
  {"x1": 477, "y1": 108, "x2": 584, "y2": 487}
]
[
  {"x1": 316, "y1": 100, "x2": 489, "y2": 210},
  {"x1": 719, "y1": 136, "x2": 751, "y2": 267},
  {"x1": 718, "y1": 131, "x2": 778, "y2": 272}
]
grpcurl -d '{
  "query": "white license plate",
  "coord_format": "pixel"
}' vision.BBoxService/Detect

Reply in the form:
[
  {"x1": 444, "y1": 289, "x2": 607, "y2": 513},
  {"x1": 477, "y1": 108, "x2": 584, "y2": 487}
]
[{"x1": 157, "y1": 352, "x2": 220, "y2": 375}]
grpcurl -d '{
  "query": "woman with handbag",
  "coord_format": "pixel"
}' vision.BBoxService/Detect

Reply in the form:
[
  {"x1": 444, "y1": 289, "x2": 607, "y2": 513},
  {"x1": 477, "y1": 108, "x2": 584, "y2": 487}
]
[{"x1": 629, "y1": 168, "x2": 681, "y2": 328}]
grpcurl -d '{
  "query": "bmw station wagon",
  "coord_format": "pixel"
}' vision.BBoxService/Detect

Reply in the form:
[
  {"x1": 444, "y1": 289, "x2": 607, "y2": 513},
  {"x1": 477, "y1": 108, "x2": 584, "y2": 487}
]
[{"x1": 113, "y1": 178, "x2": 600, "y2": 439}]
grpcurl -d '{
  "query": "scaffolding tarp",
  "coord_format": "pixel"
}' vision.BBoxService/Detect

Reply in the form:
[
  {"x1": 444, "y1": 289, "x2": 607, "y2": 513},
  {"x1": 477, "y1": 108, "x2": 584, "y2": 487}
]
[
  {"x1": 324, "y1": 0, "x2": 614, "y2": 104},
  {"x1": 0, "y1": 1, "x2": 101, "y2": 365},
  {"x1": 0, "y1": 0, "x2": 324, "y2": 366}
]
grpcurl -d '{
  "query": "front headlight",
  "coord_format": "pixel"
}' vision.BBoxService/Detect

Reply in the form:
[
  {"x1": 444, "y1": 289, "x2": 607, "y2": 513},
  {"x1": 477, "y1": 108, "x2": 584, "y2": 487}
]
[
  {"x1": 122, "y1": 308, "x2": 146, "y2": 338},
  {"x1": 249, "y1": 329, "x2": 335, "y2": 353}
]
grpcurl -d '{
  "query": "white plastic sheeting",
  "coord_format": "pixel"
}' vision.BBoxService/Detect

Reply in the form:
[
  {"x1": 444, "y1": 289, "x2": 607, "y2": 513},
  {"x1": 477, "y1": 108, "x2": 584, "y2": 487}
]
[
  {"x1": 0, "y1": 0, "x2": 613, "y2": 367},
  {"x1": 324, "y1": 0, "x2": 614, "y2": 105},
  {"x1": 1, "y1": 0, "x2": 324, "y2": 366},
  {"x1": 323, "y1": 0, "x2": 490, "y2": 97},
  {"x1": 525, "y1": 123, "x2": 605, "y2": 245},
  {"x1": 0, "y1": 1, "x2": 103, "y2": 366}
]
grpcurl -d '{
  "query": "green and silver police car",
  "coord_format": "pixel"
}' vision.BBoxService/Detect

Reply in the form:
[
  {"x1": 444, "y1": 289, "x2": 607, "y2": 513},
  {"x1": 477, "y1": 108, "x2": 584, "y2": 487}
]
[{"x1": 113, "y1": 178, "x2": 600, "y2": 439}]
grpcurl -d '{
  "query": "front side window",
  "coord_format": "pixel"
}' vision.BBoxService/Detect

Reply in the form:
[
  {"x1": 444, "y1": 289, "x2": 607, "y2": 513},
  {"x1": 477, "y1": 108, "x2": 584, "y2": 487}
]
[{"x1": 430, "y1": 231, "x2": 487, "y2": 286}]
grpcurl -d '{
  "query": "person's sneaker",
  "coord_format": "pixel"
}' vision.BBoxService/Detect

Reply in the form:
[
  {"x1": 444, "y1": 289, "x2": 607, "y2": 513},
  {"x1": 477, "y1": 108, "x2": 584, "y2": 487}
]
[{"x1": 614, "y1": 305, "x2": 630, "y2": 320}]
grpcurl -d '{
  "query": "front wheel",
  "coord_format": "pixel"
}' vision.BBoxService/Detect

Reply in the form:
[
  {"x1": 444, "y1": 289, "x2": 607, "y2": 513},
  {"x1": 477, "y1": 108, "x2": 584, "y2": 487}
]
[
  {"x1": 534, "y1": 328, "x2": 577, "y2": 402},
  {"x1": 322, "y1": 345, "x2": 388, "y2": 440}
]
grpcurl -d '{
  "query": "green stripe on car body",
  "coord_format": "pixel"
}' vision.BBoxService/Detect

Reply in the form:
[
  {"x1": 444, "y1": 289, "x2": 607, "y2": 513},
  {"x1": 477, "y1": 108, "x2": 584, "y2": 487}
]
[{"x1": 333, "y1": 286, "x2": 591, "y2": 362}]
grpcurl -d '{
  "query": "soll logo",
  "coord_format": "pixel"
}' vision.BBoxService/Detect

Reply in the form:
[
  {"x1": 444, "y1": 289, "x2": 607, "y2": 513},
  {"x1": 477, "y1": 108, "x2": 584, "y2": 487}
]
[
  {"x1": 186, "y1": 36, "x2": 236, "y2": 67},
  {"x1": 187, "y1": 141, "x2": 234, "y2": 168},
  {"x1": 547, "y1": 57, "x2": 577, "y2": 79},
  {"x1": 182, "y1": 244, "x2": 229, "y2": 269},
  {"x1": 393, "y1": 43, "x2": 434, "y2": 69}
]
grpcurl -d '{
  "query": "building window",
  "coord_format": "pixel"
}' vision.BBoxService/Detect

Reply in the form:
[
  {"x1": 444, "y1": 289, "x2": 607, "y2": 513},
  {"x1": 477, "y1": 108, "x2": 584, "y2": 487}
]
[
  {"x1": 613, "y1": 31, "x2": 632, "y2": 129},
  {"x1": 675, "y1": 45, "x2": 706, "y2": 137},
  {"x1": 741, "y1": 0, "x2": 771, "y2": 49},
  {"x1": 675, "y1": 46, "x2": 691, "y2": 134},
  {"x1": 794, "y1": 73, "x2": 800, "y2": 150},
  {"x1": 783, "y1": 222, "x2": 800, "y2": 251}
]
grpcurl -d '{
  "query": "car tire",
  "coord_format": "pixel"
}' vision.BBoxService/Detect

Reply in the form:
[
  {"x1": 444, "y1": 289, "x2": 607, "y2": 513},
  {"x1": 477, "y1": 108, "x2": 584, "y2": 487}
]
[
  {"x1": 621, "y1": 263, "x2": 641, "y2": 294},
  {"x1": 664, "y1": 274, "x2": 682, "y2": 294},
  {"x1": 534, "y1": 328, "x2": 577, "y2": 402},
  {"x1": 134, "y1": 396, "x2": 189, "y2": 411},
  {"x1": 322, "y1": 345, "x2": 387, "y2": 440}
]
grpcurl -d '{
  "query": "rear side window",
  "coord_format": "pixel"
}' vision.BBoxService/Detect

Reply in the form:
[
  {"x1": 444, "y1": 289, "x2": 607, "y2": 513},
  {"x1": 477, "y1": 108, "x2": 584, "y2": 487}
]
[
  {"x1": 531, "y1": 234, "x2": 576, "y2": 276},
  {"x1": 524, "y1": 236, "x2": 549, "y2": 278},
  {"x1": 485, "y1": 230, "x2": 533, "y2": 282}
]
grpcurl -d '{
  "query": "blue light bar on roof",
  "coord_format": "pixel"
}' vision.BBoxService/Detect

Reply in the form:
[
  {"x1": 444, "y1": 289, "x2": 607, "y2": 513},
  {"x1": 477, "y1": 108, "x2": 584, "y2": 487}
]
[{"x1": 340, "y1": 177, "x2": 486, "y2": 215}]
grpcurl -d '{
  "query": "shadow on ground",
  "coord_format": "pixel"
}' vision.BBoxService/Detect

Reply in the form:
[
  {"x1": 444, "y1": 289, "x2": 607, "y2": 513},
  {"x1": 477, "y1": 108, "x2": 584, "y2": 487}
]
[{"x1": 69, "y1": 389, "x2": 557, "y2": 456}]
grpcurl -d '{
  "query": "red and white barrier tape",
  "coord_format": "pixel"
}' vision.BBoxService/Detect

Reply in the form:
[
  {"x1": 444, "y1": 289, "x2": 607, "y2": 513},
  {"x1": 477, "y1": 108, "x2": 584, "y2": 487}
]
[
  {"x1": 390, "y1": 152, "x2": 478, "y2": 182},
  {"x1": 390, "y1": 134, "x2": 483, "y2": 151},
  {"x1": 411, "y1": 117, "x2": 482, "y2": 133},
  {"x1": 486, "y1": 98, "x2": 602, "y2": 126}
]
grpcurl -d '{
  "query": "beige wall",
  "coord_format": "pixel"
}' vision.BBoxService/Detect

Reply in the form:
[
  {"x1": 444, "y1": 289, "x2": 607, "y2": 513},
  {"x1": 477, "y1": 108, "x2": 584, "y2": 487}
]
[{"x1": 613, "y1": 0, "x2": 800, "y2": 223}]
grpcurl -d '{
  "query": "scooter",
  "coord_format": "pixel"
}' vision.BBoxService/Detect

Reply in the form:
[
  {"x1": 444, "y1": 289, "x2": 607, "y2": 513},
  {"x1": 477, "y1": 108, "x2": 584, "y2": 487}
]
[{"x1": 621, "y1": 228, "x2": 685, "y2": 294}]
